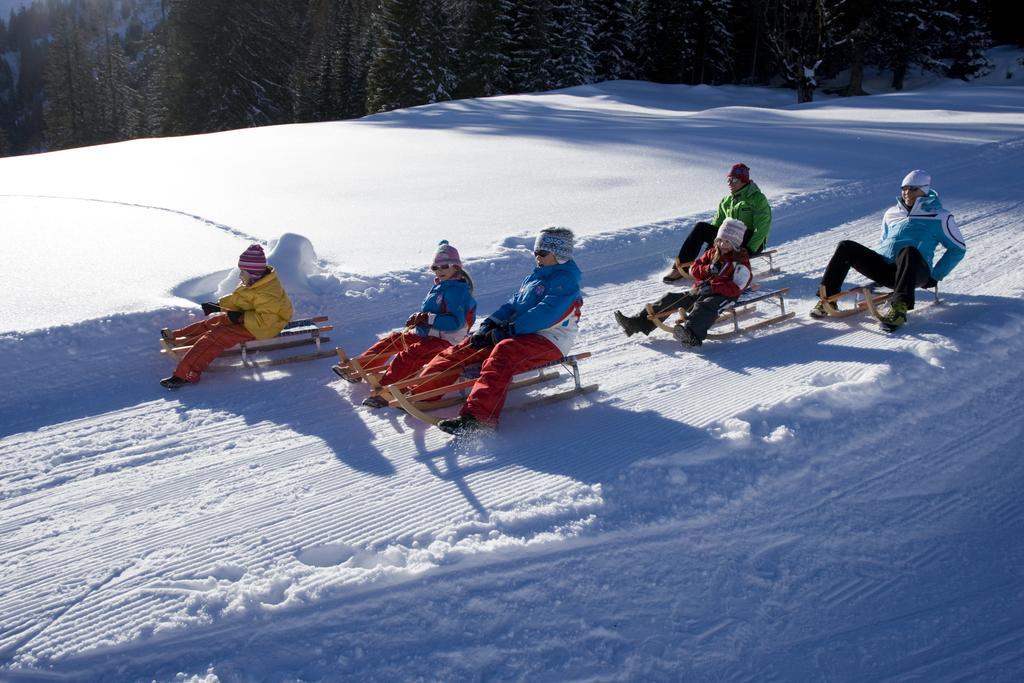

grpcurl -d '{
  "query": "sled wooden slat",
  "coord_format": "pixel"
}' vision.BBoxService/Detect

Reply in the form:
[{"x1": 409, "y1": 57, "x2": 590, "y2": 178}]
[
  {"x1": 160, "y1": 315, "x2": 332, "y2": 367},
  {"x1": 388, "y1": 352, "x2": 597, "y2": 426},
  {"x1": 644, "y1": 288, "x2": 792, "y2": 338}
]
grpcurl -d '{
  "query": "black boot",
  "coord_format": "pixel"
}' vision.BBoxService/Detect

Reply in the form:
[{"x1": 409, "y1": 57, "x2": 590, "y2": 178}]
[
  {"x1": 160, "y1": 375, "x2": 191, "y2": 389},
  {"x1": 614, "y1": 310, "x2": 654, "y2": 337},
  {"x1": 672, "y1": 324, "x2": 703, "y2": 348},
  {"x1": 437, "y1": 413, "x2": 491, "y2": 436}
]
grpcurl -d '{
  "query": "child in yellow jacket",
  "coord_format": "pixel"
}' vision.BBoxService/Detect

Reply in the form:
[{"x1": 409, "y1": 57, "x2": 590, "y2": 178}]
[{"x1": 160, "y1": 244, "x2": 293, "y2": 388}]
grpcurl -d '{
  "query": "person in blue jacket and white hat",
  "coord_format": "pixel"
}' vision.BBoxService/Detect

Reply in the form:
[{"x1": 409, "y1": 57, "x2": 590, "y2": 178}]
[{"x1": 811, "y1": 169, "x2": 966, "y2": 330}]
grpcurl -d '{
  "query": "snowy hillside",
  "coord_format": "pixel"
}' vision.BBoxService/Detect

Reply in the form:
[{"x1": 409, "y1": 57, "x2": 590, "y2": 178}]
[{"x1": 1, "y1": 51, "x2": 1024, "y2": 681}]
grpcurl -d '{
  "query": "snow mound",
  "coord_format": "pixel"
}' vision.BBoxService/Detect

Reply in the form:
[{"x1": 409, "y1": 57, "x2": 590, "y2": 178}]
[{"x1": 215, "y1": 233, "x2": 339, "y2": 303}]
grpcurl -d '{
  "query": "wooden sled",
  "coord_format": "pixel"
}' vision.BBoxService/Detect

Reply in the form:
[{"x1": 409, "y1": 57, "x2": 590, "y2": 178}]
[
  {"x1": 668, "y1": 249, "x2": 778, "y2": 282},
  {"x1": 160, "y1": 316, "x2": 334, "y2": 369},
  {"x1": 816, "y1": 284, "x2": 941, "y2": 321},
  {"x1": 386, "y1": 352, "x2": 599, "y2": 426},
  {"x1": 644, "y1": 286, "x2": 795, "y2": 340},
  {"x1": 331, "y1": 326, "x2": 427, "y2": 384},
  {"x1": 333, "y1": 346, "x2": 385, "y2": 384}
]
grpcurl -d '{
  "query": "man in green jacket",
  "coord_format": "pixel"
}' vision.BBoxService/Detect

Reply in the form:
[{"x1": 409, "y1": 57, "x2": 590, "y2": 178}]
[{"x1": 663, "y1": 163, "x2": 773, "y2": 283}]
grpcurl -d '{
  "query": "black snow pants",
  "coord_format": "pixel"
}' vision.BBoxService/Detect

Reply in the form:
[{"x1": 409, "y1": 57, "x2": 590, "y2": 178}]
[{"x1": 820, "y1": 240, "x2": 932, "y2": 309}]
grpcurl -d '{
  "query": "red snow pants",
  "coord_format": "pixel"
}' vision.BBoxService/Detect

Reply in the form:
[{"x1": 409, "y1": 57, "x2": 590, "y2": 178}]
[
  {"x1": 415, "y1": 334, "x2": 563, "y2": 425},
  {"x1": 357, "y1": 331, "x2": 451, "y2": 386},
  {"x1": 173, "y1": 314, "x2": 256, "y2": 383}
]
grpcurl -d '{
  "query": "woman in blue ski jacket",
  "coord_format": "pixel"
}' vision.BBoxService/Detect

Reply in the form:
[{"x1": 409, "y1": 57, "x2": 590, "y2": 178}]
[{"x1": 812, "y1": 169, "x2": 966, "y2": 330}]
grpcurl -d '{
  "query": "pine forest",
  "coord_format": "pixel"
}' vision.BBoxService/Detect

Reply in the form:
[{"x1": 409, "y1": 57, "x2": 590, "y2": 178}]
[{"x1": 0, "y1": 0, "x2": 1017, "y2": 157}]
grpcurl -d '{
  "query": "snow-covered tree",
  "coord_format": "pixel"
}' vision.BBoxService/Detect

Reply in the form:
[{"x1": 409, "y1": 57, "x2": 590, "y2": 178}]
[
  {"x1": 590, "y1": 0, "x2": 641, "y2": 82},
  {"x1": 685, "y1": 0, "x2": 734, "y2": 84},
  {"x1": 44, "y1": 12, "x2": 98, "y2": 149},
  {"x1": 366, "y1": 0, "x2": 458, "y2": 113},
  {"x1": 545, "y1": 0, "x2": 597, "y2": 88},
  {"x1": 506, "y1": 0, "x2": 551, "y2": 92},
  {"x1": 763, "y1": 0, "x2": 846, "y2": 102},
  {"x1": 293, "y1": 0, "x2": 375, "y2": 121},
  {"x1": 454, "y1": 0, "x2": 515, "y2": 98},
  {"x1": 162, "y1": 0, "x2": 304, "y2": 134},
  {"x1": 635, "y1": 0, "x2": 693, "y2": 83}
]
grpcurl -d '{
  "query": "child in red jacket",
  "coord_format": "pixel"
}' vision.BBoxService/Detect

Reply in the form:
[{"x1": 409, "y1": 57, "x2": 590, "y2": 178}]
[{"x1": 614, "y1": 218, "x2": 753, "y2": 347}]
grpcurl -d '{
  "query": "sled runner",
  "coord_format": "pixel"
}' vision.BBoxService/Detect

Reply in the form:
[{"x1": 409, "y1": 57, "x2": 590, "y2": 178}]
[
  {"x1": 815, "y1": 284, "x2": 941, "y2": 321},
  {"x1": 644, "y1": 286, "x2": 794, "y2": 339},
  {"x1": 667, "y1": 249, "x2": 778, "y2": 282},
  {"x1": 160, "y1": 316, "x2": 334, "y2": 368},
  {"x1": 379, "y1": 352, "x2": 598, "y2": 426},
  {"x1": 332, "y1": 345, "x2": 386, "y2": 384}
]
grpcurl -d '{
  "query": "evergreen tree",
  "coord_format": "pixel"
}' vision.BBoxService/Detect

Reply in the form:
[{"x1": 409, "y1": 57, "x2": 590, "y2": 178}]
[
  {"x1": 366, "y1": 0, "x2": 457, "y2": 113},
  {"x1": 455, "y1": 0, "x2": 514, "y2": 98},
  {"x1": 763, "y1": 0, "x2": 846, "y2": 102},
  {"x1": 292, "y1": 0, "x2": 376, "y2": 121},
  {"x1": 138, "y1": 32, "x2": 169, "y2": 136},
  {"x1": 590, "y1": 0, "x2": 640, "y2": 81},
  {"x1": 162, "y1": 0, "x2": 304, "y2": 134},
  {"x1": 635, "y1": 0, "x2": 692, "y2": 83},
  {"x1": 943, "y1": 0, "x2": 992, "y2": 80},
  {"x1": 684, "y1": 0, "x2": 734, "y2": 84},
  {"x1": 545, "y1": 0, "x2": 597, "y2": 88},
  {"x1": 506, "y1": 0, "x2": 551, "y2": 92},
  {"x1": 43, "y1": 10, "x2": 98, "y2": 149}
]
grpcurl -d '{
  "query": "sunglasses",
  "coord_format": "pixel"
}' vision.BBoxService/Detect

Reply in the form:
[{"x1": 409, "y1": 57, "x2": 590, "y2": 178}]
[
  {"x1": 534, "y1": 250, "x2": 552, "y2": 258},
  {"x1": 901, "y1": 185, "x2": 921, "y2": 192},
  {"x1": 431, "y1": 264, "x2": 454, "y2": 271}
]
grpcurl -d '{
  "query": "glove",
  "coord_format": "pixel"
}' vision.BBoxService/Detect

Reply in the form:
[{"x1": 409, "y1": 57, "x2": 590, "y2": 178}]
[
  {"x1": 201, "y1": 302, "x2": 220, "y2": 315},
  {"x1": 226, "y1": 309, "x2": 243, "y2": 324},
  {"x1": 405, "y1": 312, "x2": 429, "y2": 327},
  {"x1": 696, "y1": 281, "x2": 714, "y2": 297},
  {"x1": 476, "y1": 317, "x2": 498, "y2": 335},
  {"x1": 469, "y1": 331, "x2": 492, "y2": 348},
  {"x1": 488, "y1": 320, "x2": 513, "y2": 345}
]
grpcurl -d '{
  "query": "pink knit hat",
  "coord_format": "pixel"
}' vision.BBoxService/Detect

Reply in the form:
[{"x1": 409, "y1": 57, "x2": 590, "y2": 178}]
[
  {"x1": 238, "y1": 244, "x2": 268, "y2": 276},
  {"x1": 432, "y1": 240, "x2": 462, "y2": 269}
]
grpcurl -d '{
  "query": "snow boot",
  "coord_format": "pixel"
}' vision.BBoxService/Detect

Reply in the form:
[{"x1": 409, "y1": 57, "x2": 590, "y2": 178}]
[
  {"x1": 160, "y1": 375, "x2": 191, "y2": 390},
  {"x1": 662, "y1": 266, "x2": 686, "y2": 284},
  {"x1": 878, "y1": 300, "x2": 908, "y2": 331},
  {"x1": 809, "y1": 300, "x2": 830, "y2": 319},
  {"x1": 672, "y1": 324, "x2": 703, "y2": 348},
  {"x1": 614, "y1": 310, "x2": 654, "y2": 337},
  {"x1": 160, "y1": 328, "x2": 176, "y2": 343},
  {"x1": 331, "y1": 364, "x2": 362, "y2": 383},
  {"x1": 437, "y1": 413, "x2": 492, "y2": 437},
  {"x1": 361, "y1": 395, "x2": 389, "y2": 409}
]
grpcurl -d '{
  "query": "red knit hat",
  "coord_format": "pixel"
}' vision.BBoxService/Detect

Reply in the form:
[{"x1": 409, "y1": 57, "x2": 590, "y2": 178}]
[
  {"x1": 727, "y1": 163, "x2": 750, "y2": 183},
  {"x1": 238, "y1": 244, "x2": 267, "y2": 276}
]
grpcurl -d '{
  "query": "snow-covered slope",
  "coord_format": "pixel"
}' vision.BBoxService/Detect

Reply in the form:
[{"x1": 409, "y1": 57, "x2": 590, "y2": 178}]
[{"x1": 1, "y1": 59, "x2": 1023, "y2": 681}]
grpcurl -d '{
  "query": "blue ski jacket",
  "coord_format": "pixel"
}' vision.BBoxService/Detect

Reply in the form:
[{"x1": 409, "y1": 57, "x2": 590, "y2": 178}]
[
  {"x1": 486, "y1": 260, "x2": 583, "y2": 355},
  {"x1": 415, "y1": 277, "x2": 476, "y2": 345},
  {"x1": 878, "y1": 190, "x2": 966, "y2": 281}
]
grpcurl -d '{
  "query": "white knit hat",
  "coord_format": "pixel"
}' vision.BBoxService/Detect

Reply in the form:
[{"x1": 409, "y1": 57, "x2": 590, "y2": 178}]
[
  {"x1": 716, "y1": 218, "x2": 747, "y2": 249},
  {"x1": 900, "y1": 169, "x2": 931, "y2": 193},
  {"x1": 534, "y1": 227, "x2": 575, "y2": 264}
]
